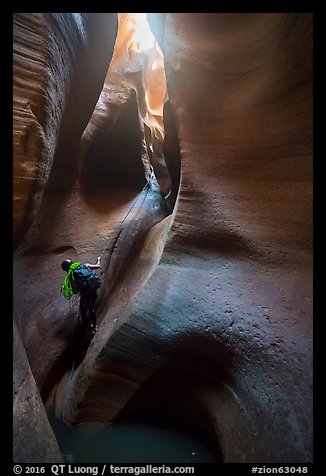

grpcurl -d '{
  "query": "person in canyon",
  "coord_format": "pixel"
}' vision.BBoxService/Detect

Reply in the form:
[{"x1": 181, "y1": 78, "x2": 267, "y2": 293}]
[{"x1": 61, "y1": 257, "x2": 101, "y2": 334}]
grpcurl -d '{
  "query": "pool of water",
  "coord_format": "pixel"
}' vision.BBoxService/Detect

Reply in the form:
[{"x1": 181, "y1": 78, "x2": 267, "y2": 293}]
[{"x1": 49, "y1": 413, "x2": 220, "y2": 463}]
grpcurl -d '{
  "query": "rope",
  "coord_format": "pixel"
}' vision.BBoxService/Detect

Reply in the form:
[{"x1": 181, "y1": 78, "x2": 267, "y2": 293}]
[
  {"x1": 59, "y1": 171, "x2": 154, "y2": 425},
  {"x1": 60, "y1": 298, "x2": 80, "y2": 426},
  {"x1": 98, "y1": 169, "x2": 154, "y2": 260}
]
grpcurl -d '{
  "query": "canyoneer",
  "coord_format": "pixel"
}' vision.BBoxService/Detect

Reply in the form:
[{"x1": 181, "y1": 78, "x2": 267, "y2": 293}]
[{"x1": 61, "y1": 257, "x2": 101, "y2": 334}]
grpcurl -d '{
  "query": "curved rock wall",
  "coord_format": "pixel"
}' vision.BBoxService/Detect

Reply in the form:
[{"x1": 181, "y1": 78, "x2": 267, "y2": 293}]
[
  {"x1": 13, "y1": 13, "x2": 117, "y2": 250},
  {"x1": 150, "y1": 12, "x2": 313, "y2": 461},
  {"x1": 158, "y1": 12, "x2": 312, "y2": 462},
  {"x1": 81, "y1": 13, "x2": 170, "y2": 194},
  {"x1": 13, "y1": 13, "x2": 313, "y2": 464},
  {"x1": 13, "y1": 321, "x2": 63, "y2": 463},
  {"x1": 13, "y1": 13, "x2": 118, "y2": 463},
  {"x1": 61, "y1": 13, "x2": 312, "y2": 463},
  {"x1": 13, "y1": 11, "x2": 117, "y2": 379}
]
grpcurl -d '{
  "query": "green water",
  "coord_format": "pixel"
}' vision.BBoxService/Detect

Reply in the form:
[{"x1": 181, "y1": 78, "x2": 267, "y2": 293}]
[{"x1": 49, "y1": 415, "x2": 220, "y2": 463}]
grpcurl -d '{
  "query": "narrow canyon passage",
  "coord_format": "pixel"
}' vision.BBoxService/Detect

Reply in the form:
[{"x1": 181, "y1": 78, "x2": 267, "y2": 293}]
[
  {"x1": 13, "y1": 13, "x2": 312, "y2": 464},
  {"x1": 44, "y1": 15, "x2": 213, "y2": 463},
  {"x1": 15, "y1": 12, "x2": 176, "y2": 412}
]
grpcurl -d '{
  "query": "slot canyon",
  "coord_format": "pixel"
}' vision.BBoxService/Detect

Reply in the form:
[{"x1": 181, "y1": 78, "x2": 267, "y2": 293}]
[{"x1": 13, "y1": 13, "x2": 312, "y2": 463}]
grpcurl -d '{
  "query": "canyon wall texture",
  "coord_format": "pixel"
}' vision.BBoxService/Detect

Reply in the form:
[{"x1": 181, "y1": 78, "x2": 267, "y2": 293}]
[
  {"x1": 13, "y1": 12, "x2": 118, "y2": 462},
  {"x1": 13, "y1": 13, "x2": 312, "y2": 463},
  {"x1": 151, "y1": 13, "x2": 313, "y2": 462},
  {"x1": 13, "y1": 13, "x2": 118, "y2": 250},
  {"x1": 61, "y1": 13, "x2": 312, "y2": 463},
  {"x1": 13, "y1": 321, "x2": 63, "y2": 463}
]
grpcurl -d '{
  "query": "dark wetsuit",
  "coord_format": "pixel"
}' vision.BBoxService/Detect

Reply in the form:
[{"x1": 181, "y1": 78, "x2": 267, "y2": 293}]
[
  {"x1": 71, "y1": 264, "x2": 99, "y2": 331},
  {"x1": 79, "y1": 288, "x2": 98, "y2": 330}
]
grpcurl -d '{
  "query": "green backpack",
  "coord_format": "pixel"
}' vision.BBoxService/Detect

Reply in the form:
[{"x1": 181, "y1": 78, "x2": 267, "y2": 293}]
[{"x1": 61, "y1": 262, "x2": 81, "y2": 299}]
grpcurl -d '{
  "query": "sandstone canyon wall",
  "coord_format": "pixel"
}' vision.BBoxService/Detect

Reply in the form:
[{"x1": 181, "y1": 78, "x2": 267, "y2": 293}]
[
  {"x1": 13, "y1": 12, "x2": 118, "y2": 462},
  {"x1": 13, "y1": 13, "x2": 312, "y2": 463}
]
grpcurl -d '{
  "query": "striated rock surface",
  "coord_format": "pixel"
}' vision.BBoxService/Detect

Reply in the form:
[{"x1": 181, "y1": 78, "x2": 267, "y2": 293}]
[
  {"x1": 13, "y1": 13, "x2": 52, "y2": 249},
  {"x1": 13, "y1": 11, "x2": 117, "y2": 379},
  {"x1": 61, "y1": 13, "x2": 312, "y2": 463},
  {"x1": 13, "y1": 12, "x2": 118, "y2": 462},
  {"x1": 13, "y1": 13, "x2": 118, "y2": 250},
  {"x1": 81, "y1": 13, "x2": 170, "y2": 194},
  {"x1": 13, "y1": 13, "x2": 312, "y2": 464},
  {"x1": 13, "y1": 321, "x2": 63, "y2": 463}
]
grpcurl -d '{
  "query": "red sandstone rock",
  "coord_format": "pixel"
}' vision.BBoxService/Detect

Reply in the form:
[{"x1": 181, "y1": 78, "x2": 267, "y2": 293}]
[
  {"x1": 13, "y1": 321, "x2": 63, "y2": 463},
  {"x1": 62, "y1": 13, "x2": 312, "y2": 462},
  {"x1": 13, "y1": 13, "x2": 312, "y2": 463}
]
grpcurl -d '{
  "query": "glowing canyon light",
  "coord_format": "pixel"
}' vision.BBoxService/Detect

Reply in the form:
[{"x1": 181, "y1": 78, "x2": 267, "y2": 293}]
[
  {"x1": 132, "y1": 13, "x2": 155, "y2": 51},
  {"x1": 107, "y1": 13, "x2": 168, "y2": 184}
]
